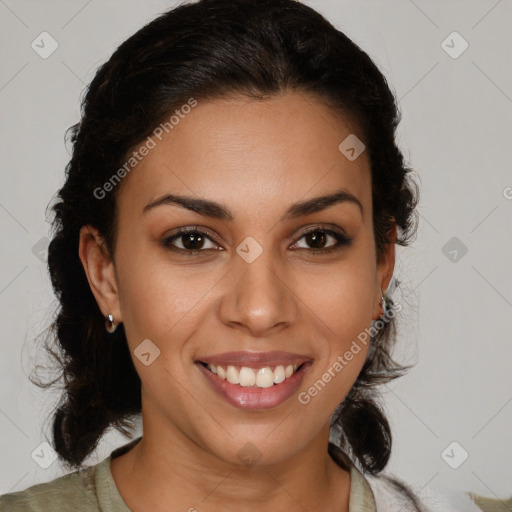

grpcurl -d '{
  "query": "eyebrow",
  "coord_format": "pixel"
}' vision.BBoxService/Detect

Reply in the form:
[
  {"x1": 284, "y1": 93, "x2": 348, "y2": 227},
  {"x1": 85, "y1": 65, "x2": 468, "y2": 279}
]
[{"x1": 142, "y1": 188, "x2": 363, "y2": 221}]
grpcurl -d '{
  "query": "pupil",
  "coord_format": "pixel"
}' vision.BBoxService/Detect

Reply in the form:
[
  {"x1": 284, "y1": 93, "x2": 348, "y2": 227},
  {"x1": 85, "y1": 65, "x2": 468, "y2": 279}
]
[
  {"x1": 308, "y1": 231, "x2": 325, "y2": 249},
  {"x1": 183, "y1": 233, "x2": 204, "y2": 250}
]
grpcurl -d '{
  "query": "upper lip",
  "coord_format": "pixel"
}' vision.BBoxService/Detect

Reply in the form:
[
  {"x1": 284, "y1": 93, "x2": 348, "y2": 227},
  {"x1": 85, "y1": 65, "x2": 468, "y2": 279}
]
[{"x1": 197, "y1": 350, "x2": 311, "y2": 368}]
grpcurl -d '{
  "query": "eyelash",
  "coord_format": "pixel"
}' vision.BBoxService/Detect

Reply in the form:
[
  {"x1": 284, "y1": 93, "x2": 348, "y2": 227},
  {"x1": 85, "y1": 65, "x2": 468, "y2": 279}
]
[{"x1": 161, "y1": 225, "x2": 353, "y2": 256}]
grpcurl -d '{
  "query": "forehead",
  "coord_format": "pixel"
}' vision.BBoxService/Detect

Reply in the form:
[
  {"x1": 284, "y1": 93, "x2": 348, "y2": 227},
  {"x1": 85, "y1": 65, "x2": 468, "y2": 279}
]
[{"x1": 116, "y1": 92, "x2": 371, "y2": 220}]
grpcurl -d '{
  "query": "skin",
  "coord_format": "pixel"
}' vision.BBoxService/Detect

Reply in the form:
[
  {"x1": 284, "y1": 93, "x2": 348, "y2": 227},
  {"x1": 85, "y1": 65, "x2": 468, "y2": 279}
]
[{"x1": 79, "y1": 91, "x2": 396, "y2": 512}]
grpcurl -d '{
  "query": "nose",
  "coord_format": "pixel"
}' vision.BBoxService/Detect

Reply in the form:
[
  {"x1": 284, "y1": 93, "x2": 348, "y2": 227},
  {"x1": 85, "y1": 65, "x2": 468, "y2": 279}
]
[{"x1": 218, "y1": 243, "x2": 299, "y2": 337}]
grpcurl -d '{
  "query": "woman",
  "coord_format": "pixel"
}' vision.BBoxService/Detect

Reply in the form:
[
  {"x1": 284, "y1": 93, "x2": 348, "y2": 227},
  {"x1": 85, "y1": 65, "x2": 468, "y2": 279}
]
[{"x1": 1, "y1": 0, "x2": 509, "y2": 510}]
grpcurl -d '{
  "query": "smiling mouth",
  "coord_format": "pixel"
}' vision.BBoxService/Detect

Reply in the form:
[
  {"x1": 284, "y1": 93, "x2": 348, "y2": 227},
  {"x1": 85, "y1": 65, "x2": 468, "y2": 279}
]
[{"x1": 198, "y1": 361, "x2": 308, "y2": 388}]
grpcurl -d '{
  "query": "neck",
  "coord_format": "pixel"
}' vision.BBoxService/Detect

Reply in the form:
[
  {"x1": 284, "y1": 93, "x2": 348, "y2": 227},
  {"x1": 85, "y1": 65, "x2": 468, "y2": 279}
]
[{"x1": 111, "y1": 423, "x2": 351, "y2": 512}]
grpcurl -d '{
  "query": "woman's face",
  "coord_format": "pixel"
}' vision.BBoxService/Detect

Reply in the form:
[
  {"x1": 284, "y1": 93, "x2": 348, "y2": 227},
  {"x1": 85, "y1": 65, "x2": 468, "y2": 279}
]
[{"x1": 82, "y1": 91, "x2": 394, "y2": 467}]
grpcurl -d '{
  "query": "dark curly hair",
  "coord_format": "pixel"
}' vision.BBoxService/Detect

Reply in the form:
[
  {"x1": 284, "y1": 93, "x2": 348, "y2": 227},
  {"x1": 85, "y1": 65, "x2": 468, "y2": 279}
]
[{"x1": 33, "y1": 0, "x2": 419, "y2": 488}]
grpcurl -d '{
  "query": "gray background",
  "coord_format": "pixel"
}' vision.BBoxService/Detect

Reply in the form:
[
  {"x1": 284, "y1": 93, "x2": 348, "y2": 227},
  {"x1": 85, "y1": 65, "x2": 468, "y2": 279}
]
[{"x1": 1, "y1": 0, "x2": 511, "y2": 500}]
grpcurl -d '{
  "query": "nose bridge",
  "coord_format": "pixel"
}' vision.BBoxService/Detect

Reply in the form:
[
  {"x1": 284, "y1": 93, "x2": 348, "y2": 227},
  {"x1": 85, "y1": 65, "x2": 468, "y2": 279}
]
[{"x1": 220, "y1": 237, "x2": 298, "y2": 335}]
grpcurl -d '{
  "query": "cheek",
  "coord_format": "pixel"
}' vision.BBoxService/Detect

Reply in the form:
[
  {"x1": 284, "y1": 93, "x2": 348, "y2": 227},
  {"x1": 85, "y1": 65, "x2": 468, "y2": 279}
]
[
  {"x1": 115, "y1": 245, "x2": 219, "y2": 360},
  {"x1": 115, "y1": 268, "x2": 210, "y2": 406},
  {"x1": 295, "y1": 246, "x2": 375, "y2": 407},
  {"x1": 300, "y1": 254, "x2": 376, "y2": 343},
  {"x1": 298, "y1": 290, "x2": 371, "y2": 416}
]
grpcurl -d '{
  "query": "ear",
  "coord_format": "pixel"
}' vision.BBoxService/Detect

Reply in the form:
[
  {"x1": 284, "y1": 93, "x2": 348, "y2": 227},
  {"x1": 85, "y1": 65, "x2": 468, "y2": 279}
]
[
  {"x1": 372, "y1": 222, "x2": 397, "y2": 321},
  {"x1": 78, "y1": 225, "x2": 122, "y2": 324}
]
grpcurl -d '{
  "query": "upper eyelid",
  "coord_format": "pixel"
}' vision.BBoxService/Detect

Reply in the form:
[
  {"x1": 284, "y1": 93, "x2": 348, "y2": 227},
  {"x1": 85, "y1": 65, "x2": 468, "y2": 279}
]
[
  {"x1": 290, "y1": 227, "x2": 351, "y2": 249},
  {"x1": 298, "y1": 225, "x2": 347, "y2": 236}
]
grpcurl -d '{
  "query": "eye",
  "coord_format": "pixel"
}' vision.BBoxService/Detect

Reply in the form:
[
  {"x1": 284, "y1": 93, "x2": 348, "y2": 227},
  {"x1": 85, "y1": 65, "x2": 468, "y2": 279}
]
[
  {"x1": 161, "y1": 225, "x2": 352, "y2": 256},
  {"x1": 161, "y1": 227, "x2": 221, "y2": 253},
  {"x1": 290, "y1": 226, "x2": 353, "y2": 254}
]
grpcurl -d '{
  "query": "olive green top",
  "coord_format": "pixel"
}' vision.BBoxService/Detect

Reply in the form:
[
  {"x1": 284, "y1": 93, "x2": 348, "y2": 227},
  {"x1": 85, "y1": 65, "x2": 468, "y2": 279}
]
[{"x1": 1, "y1": 437, "x2": 510, "y2": 511}]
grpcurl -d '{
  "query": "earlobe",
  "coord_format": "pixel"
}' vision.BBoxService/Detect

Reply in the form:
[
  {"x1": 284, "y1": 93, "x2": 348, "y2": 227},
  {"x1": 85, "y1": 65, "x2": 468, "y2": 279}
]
[{"x1": 78, "y1": 225, "x2": 122, "y2": 324}]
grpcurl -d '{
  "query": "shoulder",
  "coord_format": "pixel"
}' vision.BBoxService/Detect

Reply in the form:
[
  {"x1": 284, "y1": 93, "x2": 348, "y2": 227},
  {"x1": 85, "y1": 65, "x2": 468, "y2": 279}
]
[
  {"x1": 0, "y1": 463, "x2": 100, "y2": 512},
  {"x1": 469, "y1": 492, "x2": 512, "y2": 512},
  {"x1": 366, "y1": 473, "x2": 512, "y2": 512},
  {"x1": 0, "y1": 436, "x2": 140, "y2": 512}
]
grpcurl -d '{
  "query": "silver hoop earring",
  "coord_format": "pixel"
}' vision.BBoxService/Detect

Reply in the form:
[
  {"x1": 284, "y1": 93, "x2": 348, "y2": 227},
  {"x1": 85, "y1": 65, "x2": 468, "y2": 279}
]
[{"x1": 105, "y1": 313, "x2": 117, "y2": 334}]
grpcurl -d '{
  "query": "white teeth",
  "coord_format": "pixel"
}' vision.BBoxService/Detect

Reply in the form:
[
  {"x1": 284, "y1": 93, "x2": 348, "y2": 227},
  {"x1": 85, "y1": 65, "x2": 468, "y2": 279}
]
[
  {"x1": 205, "y1": 362, "x2": 303, "y2": 388},
  {"x1": 273, "y1": 365, "x2": 285, "y2": 383},
  {"x1": 256, "y1": 367, "x2": 274, "y2": 388},
  {"x1": 239, "y1": 367, "x2": 256, "y2": 387},
  {"x1": 217, "y1": 365, "x2": 226, "y2": 380},
  {"x1": 226, "y1": 365, "x2": 239, "y2": 385}
]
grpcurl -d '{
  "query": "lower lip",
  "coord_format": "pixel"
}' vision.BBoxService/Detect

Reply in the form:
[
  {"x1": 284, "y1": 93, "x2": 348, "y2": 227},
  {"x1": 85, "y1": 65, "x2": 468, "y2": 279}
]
[{"x1": 196, "y1": 362, "x2": 312, "y2": 411}]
